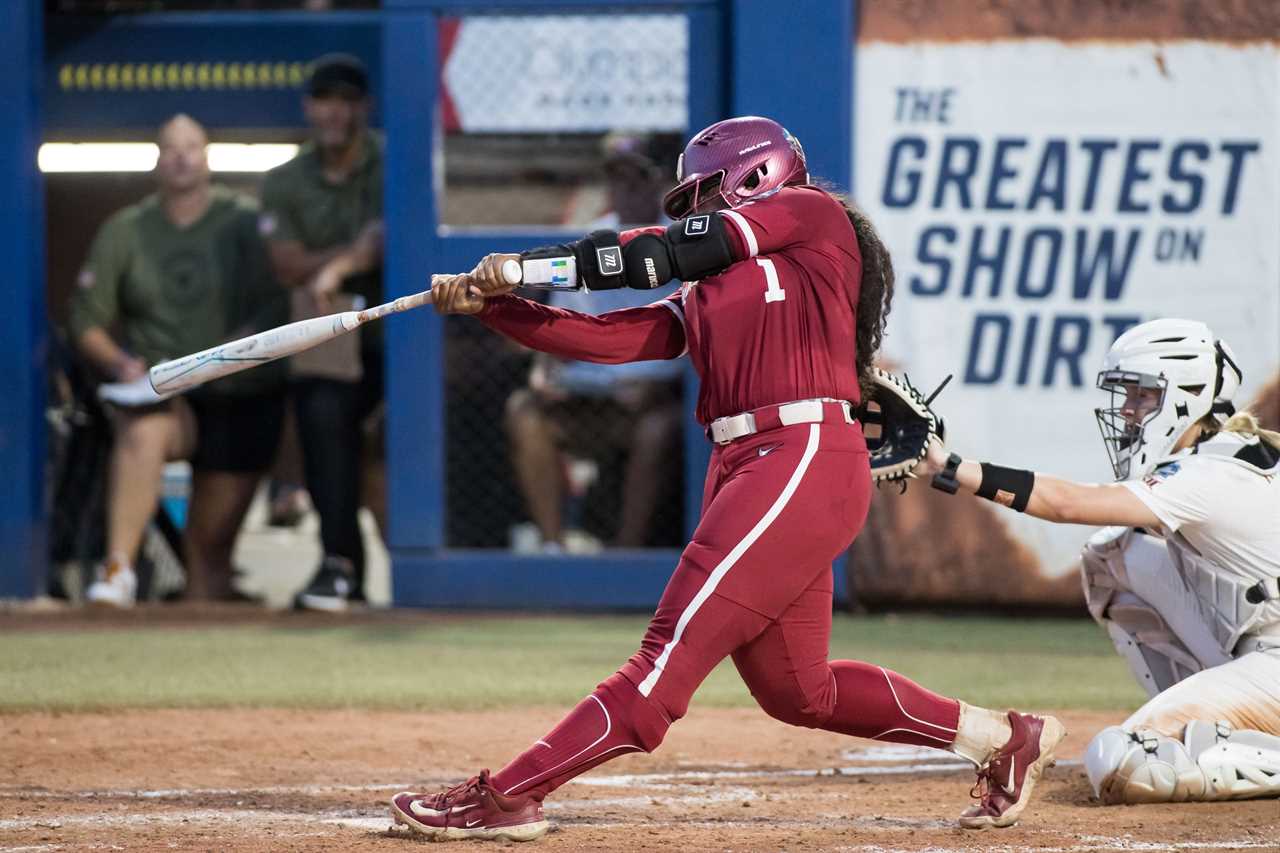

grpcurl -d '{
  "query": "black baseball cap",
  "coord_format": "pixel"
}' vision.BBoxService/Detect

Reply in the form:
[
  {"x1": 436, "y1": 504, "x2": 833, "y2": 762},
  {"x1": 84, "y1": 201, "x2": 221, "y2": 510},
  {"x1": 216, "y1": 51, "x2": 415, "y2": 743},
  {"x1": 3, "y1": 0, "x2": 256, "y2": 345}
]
[{"x1": 308, "y1": 53, "x2": 369, "y2": 98}]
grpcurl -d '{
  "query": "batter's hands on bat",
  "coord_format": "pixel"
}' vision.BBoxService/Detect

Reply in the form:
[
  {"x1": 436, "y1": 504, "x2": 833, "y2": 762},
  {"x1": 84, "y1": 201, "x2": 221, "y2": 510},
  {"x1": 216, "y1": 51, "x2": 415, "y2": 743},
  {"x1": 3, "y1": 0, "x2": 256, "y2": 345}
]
[
  {"x1": 431, "y1": 274, "x2": 486, "y2": 315},
  {"x1": 468, "y1": 253, "x2": 522, "y2": 298}
]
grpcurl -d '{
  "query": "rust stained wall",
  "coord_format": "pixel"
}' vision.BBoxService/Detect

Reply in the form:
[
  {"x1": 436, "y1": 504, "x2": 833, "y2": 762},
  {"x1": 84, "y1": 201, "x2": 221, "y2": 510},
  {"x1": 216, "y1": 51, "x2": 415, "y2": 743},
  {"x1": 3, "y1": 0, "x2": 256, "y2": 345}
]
[{"x1": 860, "y1": 0, "x2": 1280, "y2": 42}]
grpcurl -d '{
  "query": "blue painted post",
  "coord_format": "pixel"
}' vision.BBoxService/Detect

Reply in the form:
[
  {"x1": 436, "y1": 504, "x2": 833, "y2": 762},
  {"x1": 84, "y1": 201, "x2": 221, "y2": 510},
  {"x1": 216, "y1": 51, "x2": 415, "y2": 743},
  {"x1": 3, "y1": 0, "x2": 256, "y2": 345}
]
[
  {"x1": 0, "y1": 1, "x2": 46, "y2": 598},
  {"x1": 728, "y1": 0, "x2": 854, "y2": 192},
  {"x1": 382, "y1": 9, "x2": 445, "y2": 566},
  {"x1": 730, "y1": 0, "x2": 856, "y2": 605}
]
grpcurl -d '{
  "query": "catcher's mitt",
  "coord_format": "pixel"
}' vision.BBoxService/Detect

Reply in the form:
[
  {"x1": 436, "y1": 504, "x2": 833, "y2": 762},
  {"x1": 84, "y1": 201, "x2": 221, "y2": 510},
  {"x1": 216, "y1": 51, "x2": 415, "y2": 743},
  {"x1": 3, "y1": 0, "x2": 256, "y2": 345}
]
[{"x1": 858, "y1": 369, "x2": 950, "y2": 488}]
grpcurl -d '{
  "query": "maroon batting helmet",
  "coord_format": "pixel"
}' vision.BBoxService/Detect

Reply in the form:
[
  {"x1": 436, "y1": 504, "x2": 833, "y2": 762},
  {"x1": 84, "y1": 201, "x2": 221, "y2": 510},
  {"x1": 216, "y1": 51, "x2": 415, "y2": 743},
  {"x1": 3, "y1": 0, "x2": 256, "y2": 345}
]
[{"x1": 662, "y1": 116, "x2": 809, "y2": 219}]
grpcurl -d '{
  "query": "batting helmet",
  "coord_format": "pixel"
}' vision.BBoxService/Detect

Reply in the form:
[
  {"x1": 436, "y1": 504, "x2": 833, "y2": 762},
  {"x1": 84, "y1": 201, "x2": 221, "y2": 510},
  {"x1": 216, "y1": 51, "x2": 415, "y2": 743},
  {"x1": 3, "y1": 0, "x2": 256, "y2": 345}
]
[{"x1": 662, "y1": 116, "x2": 809, "y2": 220}]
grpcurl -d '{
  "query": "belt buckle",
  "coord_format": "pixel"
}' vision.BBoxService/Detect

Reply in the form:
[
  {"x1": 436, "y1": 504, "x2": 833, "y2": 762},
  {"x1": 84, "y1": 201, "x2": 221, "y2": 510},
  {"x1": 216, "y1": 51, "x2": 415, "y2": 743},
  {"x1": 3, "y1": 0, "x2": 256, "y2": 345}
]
[{"x1": 712, "y1": 411, "x2": 755, "y2": 445}]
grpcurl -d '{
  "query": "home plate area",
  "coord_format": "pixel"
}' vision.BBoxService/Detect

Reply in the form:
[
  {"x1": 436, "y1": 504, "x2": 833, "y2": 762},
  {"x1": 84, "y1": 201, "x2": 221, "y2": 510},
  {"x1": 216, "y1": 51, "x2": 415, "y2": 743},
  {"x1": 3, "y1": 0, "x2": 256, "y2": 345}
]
[{"x1": 3, "y1": 708, "x2": 1277, "y2": 852}]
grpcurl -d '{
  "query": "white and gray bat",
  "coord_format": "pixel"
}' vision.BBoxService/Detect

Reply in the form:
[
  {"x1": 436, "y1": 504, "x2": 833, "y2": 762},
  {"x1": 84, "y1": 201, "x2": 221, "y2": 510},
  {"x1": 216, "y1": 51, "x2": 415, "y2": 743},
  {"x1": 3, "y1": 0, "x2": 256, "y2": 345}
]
[{"x1": 148, "y1": 259, "x2": 522, "y2": 397}]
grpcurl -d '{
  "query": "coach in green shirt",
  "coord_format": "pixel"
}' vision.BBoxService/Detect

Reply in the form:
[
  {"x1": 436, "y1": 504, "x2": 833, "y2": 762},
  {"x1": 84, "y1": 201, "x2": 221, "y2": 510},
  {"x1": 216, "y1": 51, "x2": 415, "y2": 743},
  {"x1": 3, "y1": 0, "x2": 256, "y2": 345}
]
[
  {"x1": 69, "y1": 113, "x2": 287, "y2": 606},
  {"x1": 260, "y1": 54, "x2": 384, "y2": 611}
]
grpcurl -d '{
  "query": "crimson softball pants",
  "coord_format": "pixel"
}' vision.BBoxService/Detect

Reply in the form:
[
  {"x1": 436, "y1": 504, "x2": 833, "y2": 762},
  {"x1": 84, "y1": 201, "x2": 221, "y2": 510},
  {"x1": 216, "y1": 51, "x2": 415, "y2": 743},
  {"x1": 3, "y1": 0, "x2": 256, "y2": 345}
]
[{"x1": 492, "y1": 421, "x2": 960, "y2": 799}]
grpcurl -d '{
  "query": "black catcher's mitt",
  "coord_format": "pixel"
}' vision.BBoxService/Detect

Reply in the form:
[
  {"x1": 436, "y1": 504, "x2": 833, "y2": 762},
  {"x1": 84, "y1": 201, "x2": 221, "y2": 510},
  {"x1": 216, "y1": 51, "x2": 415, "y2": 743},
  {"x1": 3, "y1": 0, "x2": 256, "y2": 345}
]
[{"x1": 858, "y1": 369, "x2": 950, "y2": 488}]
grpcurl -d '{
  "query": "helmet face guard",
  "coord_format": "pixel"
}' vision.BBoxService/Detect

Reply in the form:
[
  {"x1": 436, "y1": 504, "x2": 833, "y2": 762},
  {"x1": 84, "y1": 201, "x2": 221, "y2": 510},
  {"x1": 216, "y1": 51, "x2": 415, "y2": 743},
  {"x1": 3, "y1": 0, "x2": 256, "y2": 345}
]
[
  {"x1": 662, "y1": 168, "x2": 727, "y2": 219},
  {"x1": 1094, "y1": 371, "x2": 1167, "y2": 481}
]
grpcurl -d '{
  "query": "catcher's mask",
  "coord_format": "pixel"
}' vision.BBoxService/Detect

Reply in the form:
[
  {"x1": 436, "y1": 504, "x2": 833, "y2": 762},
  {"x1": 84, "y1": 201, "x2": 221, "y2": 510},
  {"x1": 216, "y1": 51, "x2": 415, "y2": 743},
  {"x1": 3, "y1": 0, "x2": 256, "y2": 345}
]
[
  {"x1": 1094, "y1": 371, "x2": 1167, "y2": 481},
  {"x1": 1092, "y1": 318, "x2": 1242, "y2": 480}
]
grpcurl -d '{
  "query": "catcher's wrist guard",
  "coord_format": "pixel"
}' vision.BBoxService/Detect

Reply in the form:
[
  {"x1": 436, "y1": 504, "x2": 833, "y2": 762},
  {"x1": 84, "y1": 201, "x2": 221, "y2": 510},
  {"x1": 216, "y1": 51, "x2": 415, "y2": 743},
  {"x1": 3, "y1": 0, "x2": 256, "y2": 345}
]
[
  {"x1": 931, "y1": 453, "x2": 963, "y2": 494},
  {"x1": 976, "y1": 463, "x2": 1035, "y2": 512}
]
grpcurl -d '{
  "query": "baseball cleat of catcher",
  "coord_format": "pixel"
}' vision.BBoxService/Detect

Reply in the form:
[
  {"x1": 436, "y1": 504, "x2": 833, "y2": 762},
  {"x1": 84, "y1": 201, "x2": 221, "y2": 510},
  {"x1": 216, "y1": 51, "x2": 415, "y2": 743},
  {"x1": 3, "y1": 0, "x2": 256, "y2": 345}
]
[
  {"x1": 959, "y1": 710, "x2": 1067, "y2": 829},
  {"x1": 390, "y1": 770, "x2": 549, "y2": 842}
]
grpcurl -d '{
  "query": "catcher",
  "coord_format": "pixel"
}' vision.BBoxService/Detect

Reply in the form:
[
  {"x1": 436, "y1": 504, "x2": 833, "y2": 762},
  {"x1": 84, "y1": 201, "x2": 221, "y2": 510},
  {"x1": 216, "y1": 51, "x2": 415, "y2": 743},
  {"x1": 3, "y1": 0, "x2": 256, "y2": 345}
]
[
  {"x1": 925, "y1": 318, "x2": 1280, "y2": 805},
  {"x1": 389, "y1": 116, "x2": 1062, "y2": 842}
]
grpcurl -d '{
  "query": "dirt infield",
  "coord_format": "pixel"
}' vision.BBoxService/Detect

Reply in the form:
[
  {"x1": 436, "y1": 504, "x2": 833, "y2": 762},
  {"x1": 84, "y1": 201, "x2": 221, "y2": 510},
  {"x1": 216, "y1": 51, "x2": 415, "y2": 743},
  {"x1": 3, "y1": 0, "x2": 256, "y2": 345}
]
[{"x1": 3, "y1": 708, "x2": 1275, "y2": 852}]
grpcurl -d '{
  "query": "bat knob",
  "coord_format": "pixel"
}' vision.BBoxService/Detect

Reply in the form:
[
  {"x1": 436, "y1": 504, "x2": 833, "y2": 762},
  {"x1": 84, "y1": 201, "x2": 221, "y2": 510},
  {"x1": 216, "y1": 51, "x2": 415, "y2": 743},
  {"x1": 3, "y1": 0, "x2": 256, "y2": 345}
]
[{"x1": 501, "y1": 259, "x2": 523, "y2": 285}]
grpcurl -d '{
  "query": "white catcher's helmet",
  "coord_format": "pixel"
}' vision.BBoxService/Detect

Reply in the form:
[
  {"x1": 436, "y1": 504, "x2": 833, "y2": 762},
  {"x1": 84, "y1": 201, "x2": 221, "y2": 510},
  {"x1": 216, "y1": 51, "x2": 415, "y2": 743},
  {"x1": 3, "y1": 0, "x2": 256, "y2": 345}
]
[{"x1": 1095, "y1": 319, "x2": 1242, "y2": 480}]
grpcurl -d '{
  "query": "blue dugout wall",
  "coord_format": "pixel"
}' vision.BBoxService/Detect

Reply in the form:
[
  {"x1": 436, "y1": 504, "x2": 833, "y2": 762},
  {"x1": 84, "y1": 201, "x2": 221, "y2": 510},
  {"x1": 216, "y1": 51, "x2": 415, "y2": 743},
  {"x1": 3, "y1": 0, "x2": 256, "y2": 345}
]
[
  {"x1": 0, "y1": 2, "x2": 46, "y2": 600},
  {"x1": 3, "y1": 0, "x2": 855, "y2": 606}
]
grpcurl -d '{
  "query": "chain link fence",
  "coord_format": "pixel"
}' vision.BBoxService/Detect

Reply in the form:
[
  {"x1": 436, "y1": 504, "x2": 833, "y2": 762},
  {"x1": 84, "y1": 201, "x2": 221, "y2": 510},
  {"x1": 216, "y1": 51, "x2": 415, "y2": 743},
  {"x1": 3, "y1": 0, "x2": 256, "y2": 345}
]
[{"x1": 439, "y1": 12, "x2": 690, "y2": 550}]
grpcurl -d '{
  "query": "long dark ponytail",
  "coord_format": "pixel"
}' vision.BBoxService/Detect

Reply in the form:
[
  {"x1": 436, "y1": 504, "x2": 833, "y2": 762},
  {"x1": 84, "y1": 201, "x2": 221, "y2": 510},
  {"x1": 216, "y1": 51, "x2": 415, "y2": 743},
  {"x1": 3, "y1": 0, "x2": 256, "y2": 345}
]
[{"x1": 835, "y1": 197, "x2": 895, "y2": 400}]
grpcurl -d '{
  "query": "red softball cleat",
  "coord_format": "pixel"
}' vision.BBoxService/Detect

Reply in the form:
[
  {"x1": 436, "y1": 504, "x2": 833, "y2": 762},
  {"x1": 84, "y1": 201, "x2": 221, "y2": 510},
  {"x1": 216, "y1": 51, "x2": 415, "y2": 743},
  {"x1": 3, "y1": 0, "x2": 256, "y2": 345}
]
[
  {"x1": 390, "y1": 769, "x2": 549, "y2": 842},
  {"x1": 959, "y1": 710, "x2": 1067, "y2": 829}
]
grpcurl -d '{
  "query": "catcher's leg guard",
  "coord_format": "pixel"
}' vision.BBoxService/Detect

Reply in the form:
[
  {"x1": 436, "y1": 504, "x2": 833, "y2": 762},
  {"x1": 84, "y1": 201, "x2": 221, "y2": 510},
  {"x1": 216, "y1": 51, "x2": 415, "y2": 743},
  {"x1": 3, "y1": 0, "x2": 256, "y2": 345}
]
[
  {"x1": 1103, "y1": 597, "x2": 1204, "y2": 698},
  {"x1": 1081, "y1": 527, "x2": 1221, "y2": 696},
  {"x1": 1085, "y1": 725, "x2": 1206, "y2": 803},
  {"x1": 1086, "y1": 721, "x2": 1280, "y2": 804},
  {"x1": 1188, "y1": 720, "x2": 1280, "y2": 800}
]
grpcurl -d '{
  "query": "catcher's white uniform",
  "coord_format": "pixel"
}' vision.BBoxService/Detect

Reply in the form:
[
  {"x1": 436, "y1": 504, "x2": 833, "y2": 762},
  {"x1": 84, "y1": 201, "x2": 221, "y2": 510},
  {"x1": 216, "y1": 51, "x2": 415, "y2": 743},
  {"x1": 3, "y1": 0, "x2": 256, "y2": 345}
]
[{"x1": 1081, "y1": 430, "x2": 1280, "y2": 803}]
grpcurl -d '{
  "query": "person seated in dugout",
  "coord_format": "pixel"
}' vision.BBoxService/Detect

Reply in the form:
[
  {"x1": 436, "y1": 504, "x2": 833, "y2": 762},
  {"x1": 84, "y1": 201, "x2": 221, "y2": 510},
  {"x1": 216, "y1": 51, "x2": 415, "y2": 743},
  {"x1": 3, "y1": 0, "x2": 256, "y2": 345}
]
[
  {"x1": 505, "y1": 134, "x2": 684, "y2": 551},
  {"x1": 69, "y1": 114, "x2": 287, "y2": 606}
]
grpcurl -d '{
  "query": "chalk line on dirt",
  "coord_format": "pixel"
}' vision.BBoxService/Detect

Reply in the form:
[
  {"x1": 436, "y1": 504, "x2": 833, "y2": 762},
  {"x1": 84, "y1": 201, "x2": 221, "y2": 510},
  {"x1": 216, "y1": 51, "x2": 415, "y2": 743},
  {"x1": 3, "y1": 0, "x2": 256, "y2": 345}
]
[{"x1": 1, "y1": 753, "x2": 1065, "y2": 803}]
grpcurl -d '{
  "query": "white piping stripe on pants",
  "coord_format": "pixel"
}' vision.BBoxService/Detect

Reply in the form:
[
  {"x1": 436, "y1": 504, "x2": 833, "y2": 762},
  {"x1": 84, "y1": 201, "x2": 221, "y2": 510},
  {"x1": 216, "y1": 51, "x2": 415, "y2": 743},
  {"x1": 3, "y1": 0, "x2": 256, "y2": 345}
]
[
  {"x1": 638, "y1": 423, "x2": 823, "y2": 698},
  {"x1": 503, "y1": 694, "x2": 641, "y2": 795},
  {"x1": 869, "y1": 726, "x2": 955, "y2": 745},
  {"x1": 880, "y1": 666, "x2": 957, "y2": 734}
]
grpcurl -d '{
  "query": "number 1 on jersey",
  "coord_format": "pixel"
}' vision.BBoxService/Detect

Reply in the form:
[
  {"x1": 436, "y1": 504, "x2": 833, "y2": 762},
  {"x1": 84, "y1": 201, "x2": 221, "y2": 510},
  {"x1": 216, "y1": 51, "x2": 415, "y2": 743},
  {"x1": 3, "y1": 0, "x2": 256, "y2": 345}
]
[{"x1": 756, "y1": 258, "x2": 786, "y2": 304}]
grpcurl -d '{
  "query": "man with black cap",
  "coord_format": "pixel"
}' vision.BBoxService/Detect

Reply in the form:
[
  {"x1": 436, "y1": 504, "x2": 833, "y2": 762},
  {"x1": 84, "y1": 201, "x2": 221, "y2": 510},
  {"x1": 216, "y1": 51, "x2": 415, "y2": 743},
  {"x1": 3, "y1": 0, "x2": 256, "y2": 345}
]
[{"x1": 260, "y1": 53, "x2": 384, "y2": 611}]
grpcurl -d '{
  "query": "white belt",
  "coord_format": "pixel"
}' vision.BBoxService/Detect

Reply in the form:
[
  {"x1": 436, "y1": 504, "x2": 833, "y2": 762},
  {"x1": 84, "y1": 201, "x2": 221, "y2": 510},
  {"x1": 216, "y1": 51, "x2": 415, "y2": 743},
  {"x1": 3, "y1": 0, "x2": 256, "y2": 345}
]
[{"x1": 708, "y1": 397, "x2": 854, "y2": 446}]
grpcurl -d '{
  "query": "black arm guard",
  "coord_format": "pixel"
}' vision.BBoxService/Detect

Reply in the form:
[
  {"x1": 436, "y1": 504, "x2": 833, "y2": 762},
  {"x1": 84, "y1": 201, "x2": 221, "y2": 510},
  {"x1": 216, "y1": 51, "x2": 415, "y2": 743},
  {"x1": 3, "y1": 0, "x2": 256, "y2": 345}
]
[
  {"x1": 522, "y1": 229, "x2": 627, "y2": 291},
  {"x1": 976, "y1": 463, "x2": 1036, "y2": 512},
  {"x1": 621, "y1": 213, "x2": 736, "y2": 289},
  {"x1": 522, "y1": 214, "x2": 736, "y2": 291}
]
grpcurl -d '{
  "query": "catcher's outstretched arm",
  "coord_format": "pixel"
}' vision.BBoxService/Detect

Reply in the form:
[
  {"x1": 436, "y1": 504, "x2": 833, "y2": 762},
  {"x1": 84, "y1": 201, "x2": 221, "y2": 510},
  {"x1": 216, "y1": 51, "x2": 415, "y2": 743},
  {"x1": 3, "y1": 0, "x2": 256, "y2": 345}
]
[{"x1": 924, "y1": 441, "x2": 1160, "y2": 527}]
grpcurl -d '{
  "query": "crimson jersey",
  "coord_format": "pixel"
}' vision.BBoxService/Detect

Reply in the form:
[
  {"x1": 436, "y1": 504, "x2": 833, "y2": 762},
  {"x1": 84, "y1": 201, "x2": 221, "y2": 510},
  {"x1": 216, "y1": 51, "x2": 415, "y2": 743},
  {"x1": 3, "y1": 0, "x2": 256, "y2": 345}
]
[{"x1": 478, "y1": 186, "x2": 862, "y2": 424}]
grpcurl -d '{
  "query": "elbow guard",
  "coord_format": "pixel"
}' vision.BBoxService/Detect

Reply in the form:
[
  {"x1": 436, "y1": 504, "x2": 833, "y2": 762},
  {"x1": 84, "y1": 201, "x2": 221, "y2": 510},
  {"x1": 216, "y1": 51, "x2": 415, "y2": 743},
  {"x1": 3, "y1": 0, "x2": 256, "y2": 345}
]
[
  {"x1": 521, "y1": 214, "x2": 736, "y2": 292},
  {"x1": 622, "y1": 213, "x2": 736, "y2": 288}
]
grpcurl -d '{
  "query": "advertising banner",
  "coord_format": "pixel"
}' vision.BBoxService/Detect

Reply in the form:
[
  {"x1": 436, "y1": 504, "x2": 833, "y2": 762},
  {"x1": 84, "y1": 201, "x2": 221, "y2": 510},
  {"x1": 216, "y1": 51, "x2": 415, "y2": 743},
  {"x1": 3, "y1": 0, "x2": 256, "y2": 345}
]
[{"x1": 854, "y1": 42, "x2": 1280, "y2": 588}]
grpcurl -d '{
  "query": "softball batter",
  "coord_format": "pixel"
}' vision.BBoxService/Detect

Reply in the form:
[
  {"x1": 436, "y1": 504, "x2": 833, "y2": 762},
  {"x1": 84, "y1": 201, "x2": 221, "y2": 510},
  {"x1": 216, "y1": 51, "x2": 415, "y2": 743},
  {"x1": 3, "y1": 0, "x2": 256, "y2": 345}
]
[{"x1": 391, "y1": 117, "x2": 1064, "y2": 841}]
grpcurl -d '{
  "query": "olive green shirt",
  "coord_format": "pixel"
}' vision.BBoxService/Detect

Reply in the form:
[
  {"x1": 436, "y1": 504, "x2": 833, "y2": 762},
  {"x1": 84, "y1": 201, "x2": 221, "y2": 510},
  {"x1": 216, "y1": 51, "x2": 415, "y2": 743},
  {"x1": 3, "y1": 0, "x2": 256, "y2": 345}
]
[
  {"x1": 68, "y1": 185, "x2": 287, "y2": 396},
  {"x1": 260, "y1": 132, "x2": 384, "y2": 349}
]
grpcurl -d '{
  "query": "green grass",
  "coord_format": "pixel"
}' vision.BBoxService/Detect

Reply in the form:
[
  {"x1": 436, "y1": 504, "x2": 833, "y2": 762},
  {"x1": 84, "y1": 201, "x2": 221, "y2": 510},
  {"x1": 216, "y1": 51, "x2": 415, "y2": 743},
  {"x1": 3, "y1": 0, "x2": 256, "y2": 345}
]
[{"x1": 0, "y1": 615, "x2": 1145, "y2": 713}]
